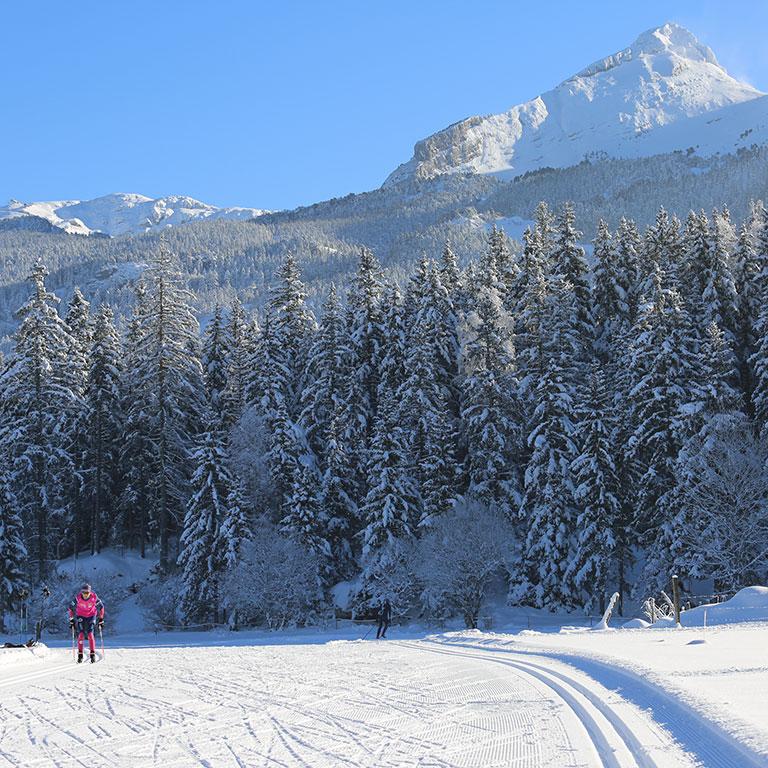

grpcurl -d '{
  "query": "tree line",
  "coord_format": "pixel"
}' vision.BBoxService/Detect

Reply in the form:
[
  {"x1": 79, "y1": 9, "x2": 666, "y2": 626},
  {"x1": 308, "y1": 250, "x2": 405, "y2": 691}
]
[{"x1": 2, "y1": 200, "x2": 768, "y2": 628}]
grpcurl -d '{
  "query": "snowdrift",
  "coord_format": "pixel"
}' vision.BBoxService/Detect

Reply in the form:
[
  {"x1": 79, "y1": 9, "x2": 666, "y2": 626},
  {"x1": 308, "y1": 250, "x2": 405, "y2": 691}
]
[{"x1": 657, "y1": 586, "x2": 768, "y2": 627}]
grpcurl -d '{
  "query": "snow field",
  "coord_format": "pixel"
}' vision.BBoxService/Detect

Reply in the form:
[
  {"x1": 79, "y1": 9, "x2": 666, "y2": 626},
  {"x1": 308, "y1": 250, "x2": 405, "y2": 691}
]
[
  {"x1": 0, "y1": 634, "x2": 715, "y2": 768},
  {"x1": 0, "y1": 627, "x2": 768, "y2": 768}
]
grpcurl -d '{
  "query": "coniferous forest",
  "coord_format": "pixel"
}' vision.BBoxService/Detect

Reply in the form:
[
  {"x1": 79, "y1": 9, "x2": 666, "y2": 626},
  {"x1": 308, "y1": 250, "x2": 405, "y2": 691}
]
[{"x1": 2, "y1": 200, "x2": 768, "y2": 630}]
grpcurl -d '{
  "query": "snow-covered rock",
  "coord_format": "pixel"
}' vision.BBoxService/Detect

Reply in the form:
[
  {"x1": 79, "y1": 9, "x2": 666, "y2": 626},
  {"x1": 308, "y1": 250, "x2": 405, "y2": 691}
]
[
  {"x1": 385, "y1": 22, "x2": 766, "y2": 186},
  {"x1": 0, "y1": 193, "x2": 269, "y2": 237}
]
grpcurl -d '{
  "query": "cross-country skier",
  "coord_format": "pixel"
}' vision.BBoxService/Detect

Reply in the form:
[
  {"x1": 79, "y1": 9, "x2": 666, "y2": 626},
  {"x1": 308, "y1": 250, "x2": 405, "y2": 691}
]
[
  {"x1": 67, "y1": 583, "x2": 105, "y2": 663},
  {"x1": 376, "y1": 599, "x2": 391, "y2": 639}
]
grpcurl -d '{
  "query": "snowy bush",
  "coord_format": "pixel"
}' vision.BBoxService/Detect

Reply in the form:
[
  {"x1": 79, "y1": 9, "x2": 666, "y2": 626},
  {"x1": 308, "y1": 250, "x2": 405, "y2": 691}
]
[
  {"x1": 673, "y1": 415, "x2": 768, "y2": 588},
  {"x1": 228, "y1": 407, "x2": 274, "y2": 512},
  {"x1": 353, "y1": 538, "x2": 419, "y2": 618},
  {"x1": 138, "y1": 574, "x2": 184, "y2": 629},
  {"x1": 221, "y1": 522, "x2": 324, "y2": 629},
  {"x1": 24, "y1": 569, "x2": 127, "y2": 637},
  {"x1": 413, "y1": 500, "x2": 515, "y2": 628}
]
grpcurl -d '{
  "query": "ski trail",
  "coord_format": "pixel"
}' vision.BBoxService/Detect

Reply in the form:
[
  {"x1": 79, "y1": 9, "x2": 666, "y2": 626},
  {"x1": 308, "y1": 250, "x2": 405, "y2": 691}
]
[
  {"x1": 397, "y1": 640, "x2": 656, "y2": 768},
  {"x1": 430, "y1": 637, "x2": 768, "y2": 768},
  {"x1": 407, "y1": 637, "x2": 768, "y2": 768},
  {"x1": 0, "y1": 638, "x2": 705, "y2": 767}
]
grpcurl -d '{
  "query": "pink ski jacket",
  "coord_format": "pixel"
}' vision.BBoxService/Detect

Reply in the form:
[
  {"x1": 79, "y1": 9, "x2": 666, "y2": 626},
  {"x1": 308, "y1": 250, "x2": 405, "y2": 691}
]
[{"x1": 68, "y1": 592, "x2": 105, "y2": 620}]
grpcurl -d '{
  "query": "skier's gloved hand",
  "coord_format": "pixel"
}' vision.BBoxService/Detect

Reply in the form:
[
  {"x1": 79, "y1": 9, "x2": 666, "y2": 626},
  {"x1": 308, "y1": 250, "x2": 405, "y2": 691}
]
[
  {"x1": 68, "y1": 617, "x2": 74, "y2": 628},
  {"x1": 98, "y1": 619, "x2": 104, "y2": 630}
]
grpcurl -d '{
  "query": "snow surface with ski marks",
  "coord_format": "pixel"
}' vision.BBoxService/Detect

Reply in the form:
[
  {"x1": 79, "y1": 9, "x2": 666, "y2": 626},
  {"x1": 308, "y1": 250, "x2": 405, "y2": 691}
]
[{"x1": 3, "y1": 627, "x2": 763, "y2": 768}]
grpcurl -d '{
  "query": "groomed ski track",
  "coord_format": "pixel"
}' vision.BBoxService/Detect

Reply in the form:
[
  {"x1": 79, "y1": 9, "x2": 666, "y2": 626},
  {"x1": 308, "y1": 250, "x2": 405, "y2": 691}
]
[{"x1": 0, "y1": 636, "x2": 762, "y2": 767}]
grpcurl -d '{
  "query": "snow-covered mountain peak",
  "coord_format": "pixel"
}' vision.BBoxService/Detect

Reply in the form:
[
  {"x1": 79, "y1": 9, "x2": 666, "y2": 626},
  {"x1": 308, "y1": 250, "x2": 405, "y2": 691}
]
[
  {"x1": 0, "y1": 193, "x2": 269, "y2": 237},
  {"x1": 574, "y1": 22, "x2": 720, "y2": 80},
  {"x1": 384, "y1": 24, "x2": 765, "y2": 187}
]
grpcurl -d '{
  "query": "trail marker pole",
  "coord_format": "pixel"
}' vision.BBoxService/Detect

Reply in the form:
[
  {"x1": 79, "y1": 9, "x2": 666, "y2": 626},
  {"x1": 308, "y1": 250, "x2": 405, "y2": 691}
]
[{"x1": 672, "y1": 574, "x2": 682, "y2": 627}]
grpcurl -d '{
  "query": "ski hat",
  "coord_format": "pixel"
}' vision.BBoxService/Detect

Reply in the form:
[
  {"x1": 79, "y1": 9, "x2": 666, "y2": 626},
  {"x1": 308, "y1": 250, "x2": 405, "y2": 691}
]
[{"x1": 81, "y1": 583, "x2": 92, "y2": 593}]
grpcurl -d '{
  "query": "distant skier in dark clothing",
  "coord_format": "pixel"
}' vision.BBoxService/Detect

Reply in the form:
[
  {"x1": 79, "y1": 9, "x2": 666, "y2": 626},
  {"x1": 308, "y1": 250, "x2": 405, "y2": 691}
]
[
  {"x1": 68, "y1": 583, "x2": 105, "y2": 663},
  {"x1": 376, "y1": 599, "x2": 391, "y2": 639}
]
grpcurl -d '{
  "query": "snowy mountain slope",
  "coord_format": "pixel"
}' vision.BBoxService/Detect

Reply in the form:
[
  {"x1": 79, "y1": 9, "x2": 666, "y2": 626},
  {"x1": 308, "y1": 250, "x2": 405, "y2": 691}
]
[
  {"x1": 0, "y1": 193, "x2": 268, "y2": 237},
  {"x1": 385, "y1": 23, "x2": 766, "y2": 186}
]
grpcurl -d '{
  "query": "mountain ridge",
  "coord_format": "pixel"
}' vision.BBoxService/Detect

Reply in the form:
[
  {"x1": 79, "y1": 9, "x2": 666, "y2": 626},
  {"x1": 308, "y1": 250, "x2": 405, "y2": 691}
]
[
  {"x1": 0, "y1": 193, "x2": 269, "y2": 237},
  {"x1": 383, "y1": 22, "x2": 765, "y2": 186}
]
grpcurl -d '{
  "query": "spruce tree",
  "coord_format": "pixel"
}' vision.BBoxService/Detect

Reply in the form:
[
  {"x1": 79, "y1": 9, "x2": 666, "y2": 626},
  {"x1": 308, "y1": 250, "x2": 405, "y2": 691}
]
[
  {"x1": 0, "y1": 476, "x2": 27, "y2": 632},
  {"x1": 117, "y1": 283, "x2": 154, "y2": 554},
  {"x1": 552, "y1": 203, "x2": 592, "y2": 345},
  {"x1": 221, "y1": 297, "x2": 251, "y2": 431},
  {"x1": 517, "y1": 357, "x2": 578, "y2": 609},
  {"x1": 0, "y1": 264, "x2": 81, "y2": 579},
  {"x1": 178, "y1": 430, "x2": 237, "y2": 624},
  {"x1": 202, "y1": 304, "x2": 229, "y2": 427},
  {"x1": 86, "y1": 305, "x2": 123, "y2": 554},
  {"x1": 137, "y1": 239, "x2": 205, "y2": 571},
  {"x1": 567, "y1": 365, "x2": 621, "y2": 612},
  {"x1": 460, "y1": 272, "x2": 520, "y2": 514}
]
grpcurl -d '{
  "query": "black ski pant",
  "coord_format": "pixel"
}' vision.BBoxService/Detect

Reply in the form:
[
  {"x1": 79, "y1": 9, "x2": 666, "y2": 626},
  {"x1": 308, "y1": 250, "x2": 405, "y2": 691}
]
[{"x1": 376, "y1": 619, "x2": 389, "y2": 638}]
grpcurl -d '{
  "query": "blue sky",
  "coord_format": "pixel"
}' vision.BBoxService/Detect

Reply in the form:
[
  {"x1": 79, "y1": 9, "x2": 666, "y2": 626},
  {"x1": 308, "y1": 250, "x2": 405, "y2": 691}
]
[{"x1": 2, "y1": 1, "x2": 767, "y2": 211}]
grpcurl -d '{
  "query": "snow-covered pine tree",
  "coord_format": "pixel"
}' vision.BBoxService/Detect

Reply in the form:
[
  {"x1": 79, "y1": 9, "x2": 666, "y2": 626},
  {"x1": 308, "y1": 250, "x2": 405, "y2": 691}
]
[
  {"x1": 592, "y1": 219, "x2": 626, "y2": 360},
  {"x1": 63, "y1": 287, "x2": 92, "y2": 557},
  {"x1": 749, "y1": 299, "x2": 768, "y2": 436},
  {"x1": 0, "y1": 475, "x2": 27, "y2": 632},
  {"x1": 116, "y1": 282, "x2": 155, "y2": 554},
  {"x1": 517, "y1": 274, "x2": 582, "y2": 608},
  {"x1": 734, "y1": 217, "x2": 759, "y2": 408},
  {"x1": 398, "y1": 318, "x2": 459, "y2": 524},
  {"x1": 341, "y1": 248, "x2": 384, "y2": 496},
  {"x1": 488, "y1": 225, "x2": 518, "y2": 298},
  {"x1": 459, "y1": 267, "x2": 520, "y2": 515},
  {"x1": 299, "y1": 284, "x2": 346, "y2": 460},
  {"x1": 219, "y1": 484, "x2": 250, "y2": 572},
  {"x1": 269, "y1": 253, "x2": 317, "y2": 418},
  {"x1": 679, "y1": 210, "x2": 710, "y2": 316},
  {"x1": 377, "y1": 283, "x2": 407, "y2": 406},
  {"x1": 359, "y1": 390, "x2": 420, "y2": 603},
  {"x1": 517, "y1": 355, "x2": 578, "y2": 609},
  {"x1": 316, "y1": 409, "x2": 358, "y2": 581},
  {"x1": 533, "y1": 201, "x2": 556, "y2": 269},
  {"x1": 657, "y1": 320, "x2": 744, "y2": 586},
  {"x1": 515, "y1": 227, "x2": 549, "y2": 403},
  {"x1": 221, "y1": 297, "x2": 250, "y2": 431},
  {"x1": 440, "y1": 239, "x2": 461, "y2": 296},
  {"x1": 281, "y1": 453, "x2": 330, "y2": 579},
  {"x1": 640, "y1": 207, "x2": 682, "y2": 295},
  {"x1": 178, "y1": 429, "x2": 238, "y2": 624},
  {"x1": 625, "y1": 265, "x2": 699, "y2": 590},
  {"x1": 137, "y1": 238, "x2": 205, "y2": 571},
  {"x1": 86, "y1": 305, "x2": 123, "y2": 554},
  {"x1": 552, "y1": 203, "x2": 592, "y2": 346},
  {"x1": 0, "y1": 264, "x2": 81, "y2": 579},
  {"x1": 566, "y1": 364, "x2": 621, "y2": 612},
  {"x1": 202, "y1": 304, "x2": 229, "y2": 427},
  {"x1": 615, "y1": 217, "x2": 642, "y2": 325}
]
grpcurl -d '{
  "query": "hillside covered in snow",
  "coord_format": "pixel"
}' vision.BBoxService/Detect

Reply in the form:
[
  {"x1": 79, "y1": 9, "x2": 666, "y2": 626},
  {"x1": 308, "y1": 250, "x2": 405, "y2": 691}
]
[{"x1": 386, "y1": 23, "x2": 768, "y2": 185}]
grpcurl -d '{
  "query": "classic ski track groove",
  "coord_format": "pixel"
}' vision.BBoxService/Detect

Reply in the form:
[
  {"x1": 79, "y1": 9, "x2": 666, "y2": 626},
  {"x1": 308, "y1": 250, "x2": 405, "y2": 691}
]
[
  {"x1": 402, "y1": 638, "x2": 768, "y2": 768},
  {"x1": 396, "y1": 640, "x2": 656, "y2": 768}
]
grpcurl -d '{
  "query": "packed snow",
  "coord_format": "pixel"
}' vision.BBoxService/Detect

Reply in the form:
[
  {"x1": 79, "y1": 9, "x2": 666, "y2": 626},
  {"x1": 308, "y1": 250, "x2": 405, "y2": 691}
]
[{"x1": 2, "y1": 618, "x2": 767, "y2": 767}]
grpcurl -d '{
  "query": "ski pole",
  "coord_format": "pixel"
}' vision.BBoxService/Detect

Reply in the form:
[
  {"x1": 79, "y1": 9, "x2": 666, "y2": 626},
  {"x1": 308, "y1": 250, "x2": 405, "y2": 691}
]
[
  {"x1": 362, "y1": 622, "x2": 374, "y2": 640},
  {"x1": 99, "y1": 624, "x2": 105, "y2": 660},
  {"x1": 71, "y1": 623, "x2": 76, "y2": 661}
]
